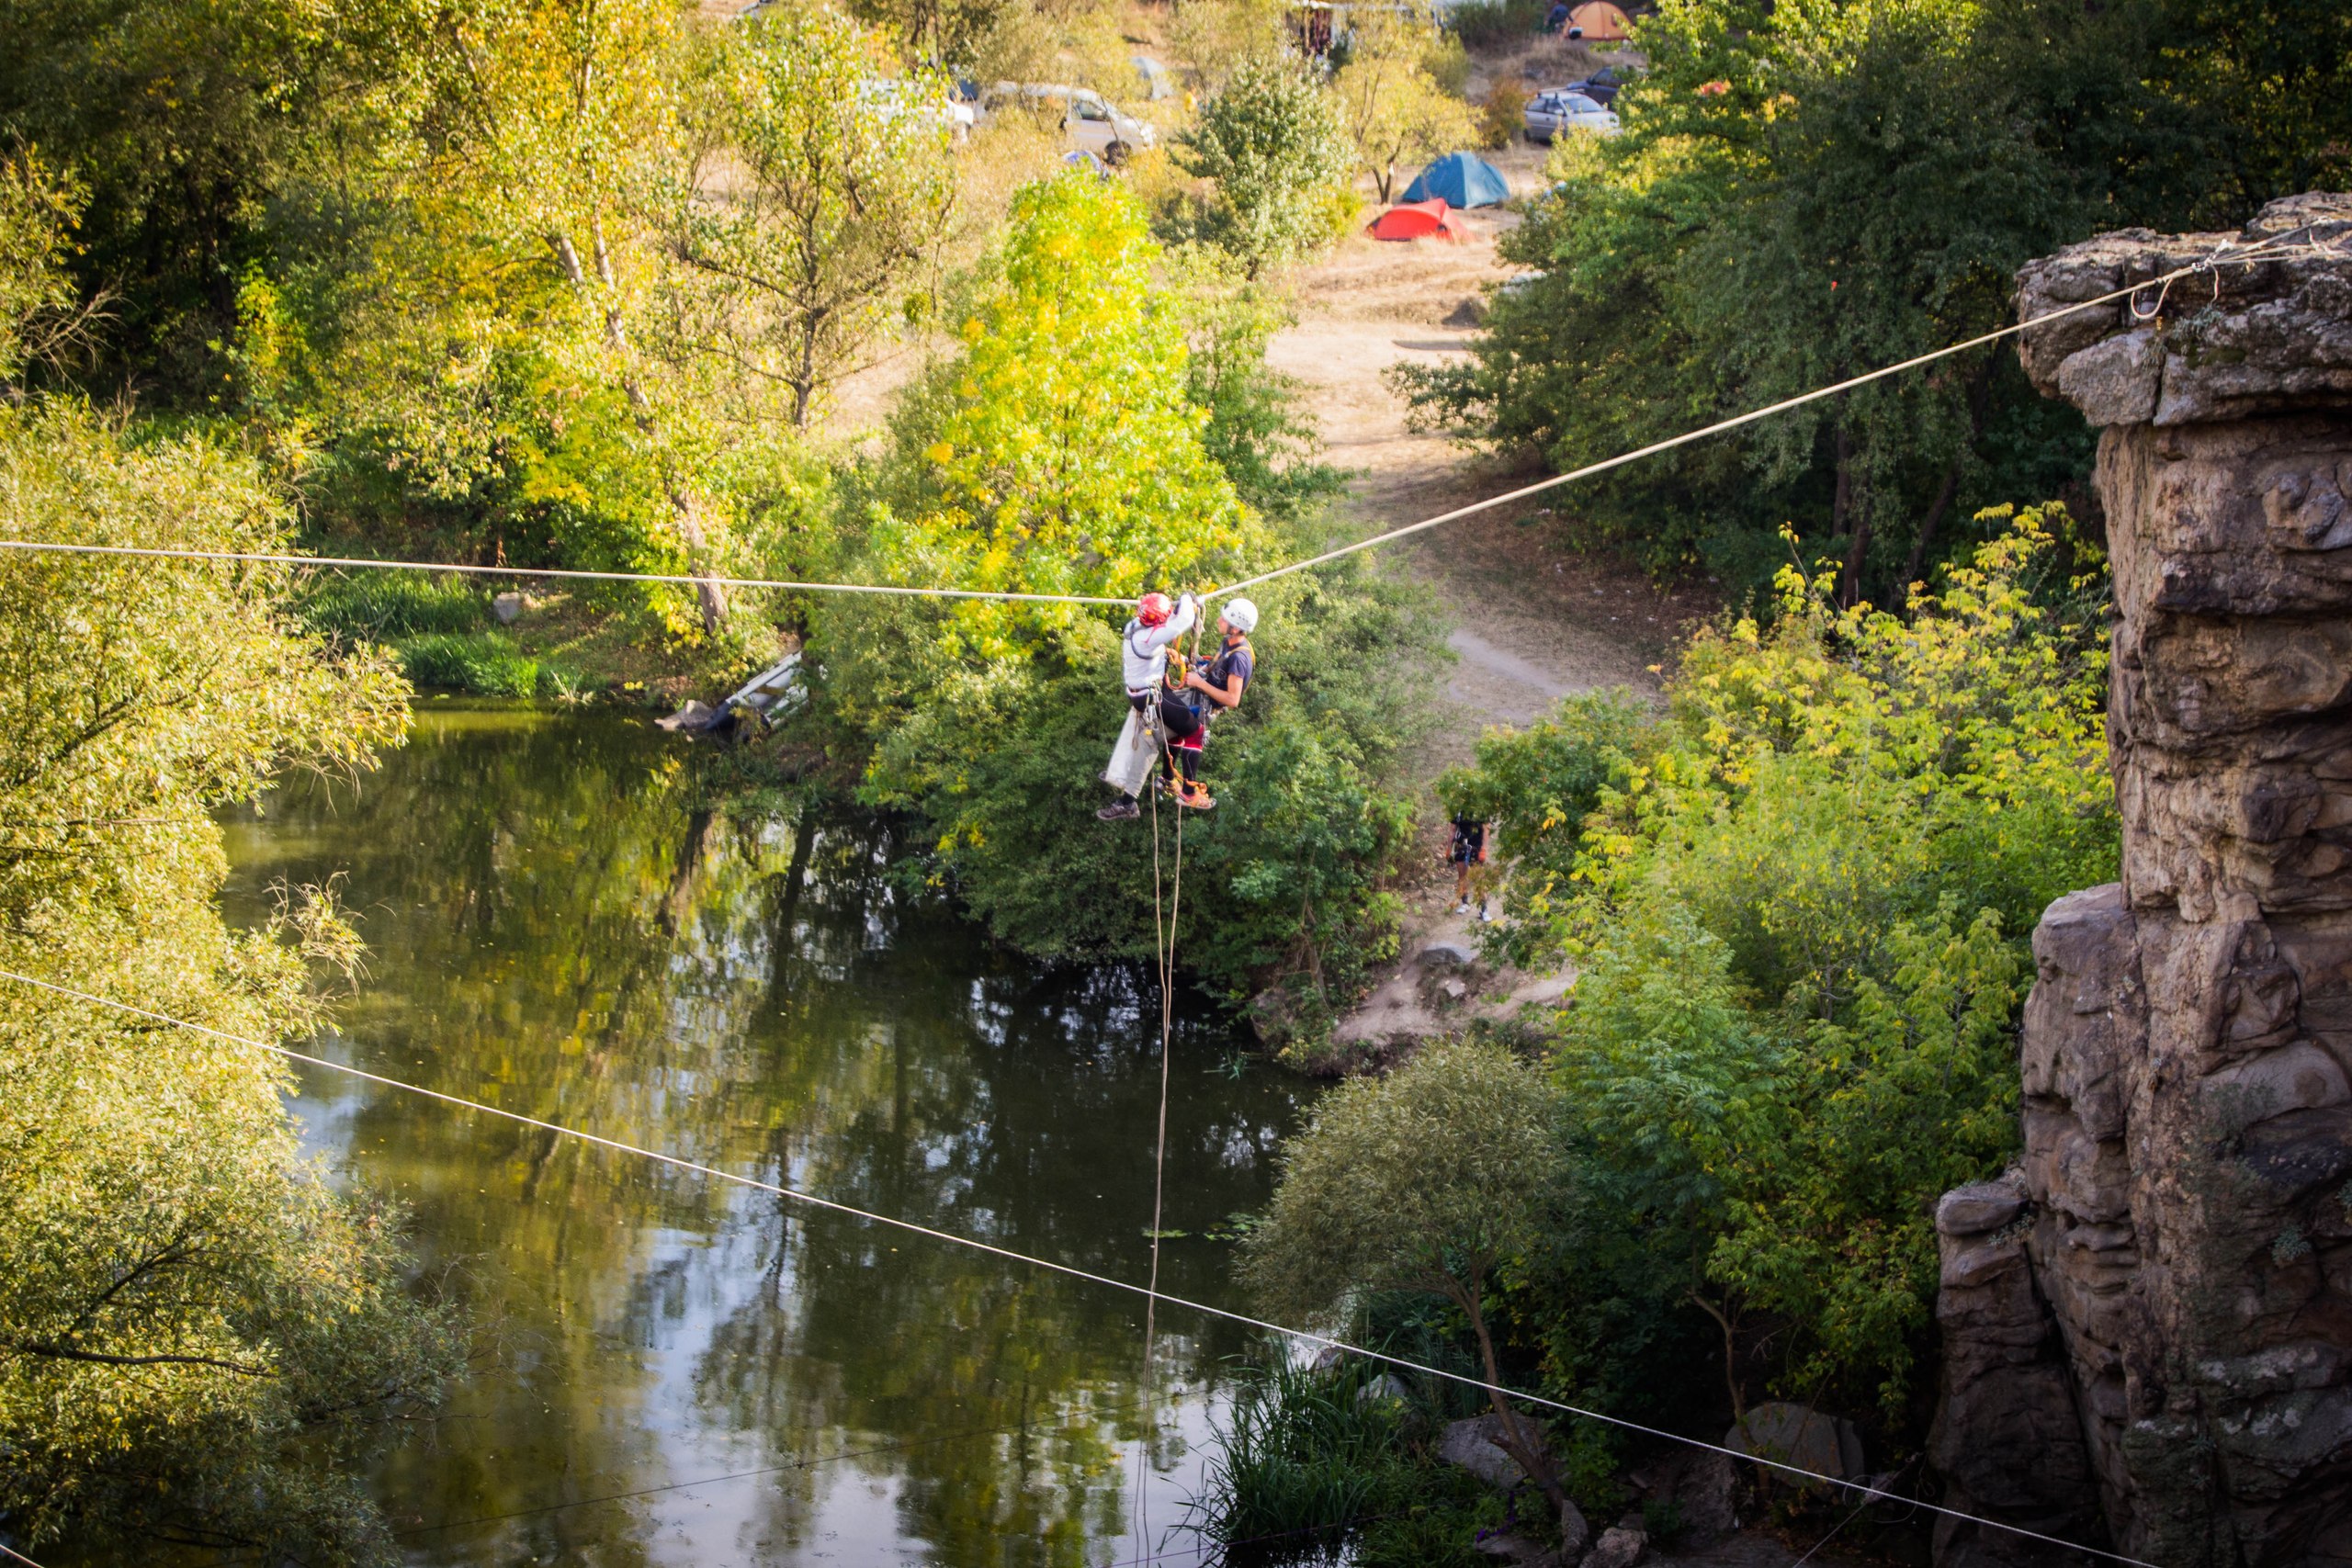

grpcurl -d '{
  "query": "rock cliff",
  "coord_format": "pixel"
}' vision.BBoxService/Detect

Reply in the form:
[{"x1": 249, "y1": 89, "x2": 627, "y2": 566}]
[{"x1": 1930, "y1": 193, "x2": 2352, "y2": 1568}]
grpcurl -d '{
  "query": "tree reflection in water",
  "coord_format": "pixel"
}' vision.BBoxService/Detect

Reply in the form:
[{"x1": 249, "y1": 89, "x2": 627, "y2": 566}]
[{"x1": 216, "y1": 705, "x2": 1306, "y2": 1567}]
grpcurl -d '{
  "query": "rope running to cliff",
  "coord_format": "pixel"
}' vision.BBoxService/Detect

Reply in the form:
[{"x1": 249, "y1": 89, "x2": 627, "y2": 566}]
[
  {"x1": 0, "y1": 222, "x2": 2331, "y2": 613},
  {"x1": 1198, "y1": 222, "x2": 2339, "y2": 603},
  {"x1": 0, "y1": 969, "x2": 2160, "y2": 1568}
]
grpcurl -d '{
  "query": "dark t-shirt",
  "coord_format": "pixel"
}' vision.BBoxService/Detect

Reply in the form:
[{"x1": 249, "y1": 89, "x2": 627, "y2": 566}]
[
  {"x1": 1203, "y1": 639, "x2": 1253, "y2": 700},
  {"x1": 1451, "y1": 817, "x2": 1487, "y2": 860}
]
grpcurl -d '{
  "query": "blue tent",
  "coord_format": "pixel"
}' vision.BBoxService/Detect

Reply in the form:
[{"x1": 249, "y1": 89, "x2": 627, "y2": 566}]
[{"x1": 1401, "y1": 152, "x2": 1510, "y2": 209}]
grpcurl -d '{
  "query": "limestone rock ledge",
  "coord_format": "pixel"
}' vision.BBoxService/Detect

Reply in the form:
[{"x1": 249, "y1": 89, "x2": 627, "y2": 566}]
[{"x1": 1931, "y1": 194, "x2": 2352, "y2": 1568}]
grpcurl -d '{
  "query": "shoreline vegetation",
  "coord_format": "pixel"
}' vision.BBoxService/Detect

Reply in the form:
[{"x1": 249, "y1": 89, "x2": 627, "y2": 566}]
[{"x1": 4, "y1": 0, "x2": 2346, "y2": 1554}]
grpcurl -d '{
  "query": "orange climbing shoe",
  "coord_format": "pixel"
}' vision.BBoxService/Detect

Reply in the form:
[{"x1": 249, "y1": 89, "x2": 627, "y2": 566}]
[{"x1": 1174, "y1": 780, "x2": 1216, "y2": 811}]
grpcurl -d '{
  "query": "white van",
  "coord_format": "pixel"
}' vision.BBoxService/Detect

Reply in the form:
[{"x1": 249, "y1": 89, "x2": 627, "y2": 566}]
[{"x1": 986, "y1": 83, "x2": 1158, "y2": 164}]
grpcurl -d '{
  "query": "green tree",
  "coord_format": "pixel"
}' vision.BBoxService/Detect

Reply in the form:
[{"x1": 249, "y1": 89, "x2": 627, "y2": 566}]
[
  {"x1": 388, "y1": 0, "x2": 737, "y2": 631},
  {"x1": 1329, "y1": 16, "x2": 1478, "y2": 205},
  {"x1": 1399, "y1": 0, "x2": 2352, "y2": 601},
  {"x1": 809, "y1": 172, "x2": 1438, "y2": 1009},
  {"x1": 1452, "y1": 513, "x2": 2109, "y2": 1421},
  {"x1": 0, "y1": 0, "x2": 415, "y2": 387},
  {"x1": 1174, "y1": 55, "x2": 1353, "y2": 277},
  {"x1": 659, "y1": 6, "x2": 958, "y2": 429},
  {"x1": 1241, "y1": 1041, "x2": 1569, "y2": 1516},
  {"x1": 837, "y1": 172, "x2": 1261, "y2": 726},
  {"x1": 0, "y1": 153, "x2": 104, "y2": 394},
  {"x1": 0, "y1": 170, "x2": 458, "y2": 1563},
  {"x1": 0, "y1": 400, "x2": 459, "y2": 1561}
]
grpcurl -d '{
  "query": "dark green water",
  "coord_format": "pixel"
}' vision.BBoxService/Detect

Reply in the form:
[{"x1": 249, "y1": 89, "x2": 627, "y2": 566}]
[{"x1": 217, "y1": 704, "x2": 1308, "y2": 1568}]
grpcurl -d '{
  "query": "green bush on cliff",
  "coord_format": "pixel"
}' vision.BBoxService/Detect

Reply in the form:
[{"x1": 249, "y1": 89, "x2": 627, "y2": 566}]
[{"x1": 1442, "y1": 511, "x2": 2111, "y2": 1423}]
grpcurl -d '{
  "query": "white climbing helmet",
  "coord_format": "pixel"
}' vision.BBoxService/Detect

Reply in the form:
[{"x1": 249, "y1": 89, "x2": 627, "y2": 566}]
[{"x1": 1221, "y1": 597, "x2": 1259, "y2": 634}]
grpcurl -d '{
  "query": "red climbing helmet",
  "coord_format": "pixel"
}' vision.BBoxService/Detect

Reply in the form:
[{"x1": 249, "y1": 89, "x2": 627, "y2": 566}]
[{"x1": 1136, "y1": 592, "x2": 1174, "y2": 628}]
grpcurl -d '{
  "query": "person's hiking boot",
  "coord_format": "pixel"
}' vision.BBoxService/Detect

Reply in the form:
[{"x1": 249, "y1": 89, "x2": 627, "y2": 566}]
[
  {"x1": 1174, "y1": 781, "x2": 1216, "y2": 810},
  {"x1": 1096, "y1": 797, "x2": 1141, "y2": 821}
]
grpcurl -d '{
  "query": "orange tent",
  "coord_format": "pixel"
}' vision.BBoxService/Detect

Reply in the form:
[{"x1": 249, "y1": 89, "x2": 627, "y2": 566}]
[
  {"x1": 1367, "y1": 199, "x2": 1464, "y2": 243},
  {"x1": 1566, "y1": 1, "x2": 1631, "y2": 39}
]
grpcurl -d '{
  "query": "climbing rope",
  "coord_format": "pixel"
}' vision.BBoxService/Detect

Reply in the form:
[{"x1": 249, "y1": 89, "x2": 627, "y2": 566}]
[
  {"x1": 14, "y1": 230, "x2": 2321, "y2": 1568},
  {"x1": 1197, "y1": 224, "x2": 2334, "y2": 604},
  {"x1": 0, "y1": 968, "x2": 2160, "y2": 1568},
  {"x1": 1132, "y1": 614, "x2": 1199, "y2": 1556},
  {"x1": 0, "y1": 540, "x2": 1129, "y2": 605}
]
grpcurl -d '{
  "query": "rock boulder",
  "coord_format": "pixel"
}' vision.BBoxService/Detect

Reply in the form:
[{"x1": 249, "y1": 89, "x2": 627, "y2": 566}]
[
  {"x1": 1583, "y1": 1525, "x2": 1647, "y2": 1568},
  {"x1": 1724, "y1": 1402, "x2": 1865, "y2": 1492},
  {"x1": 1441, "y1": 1413, "x2": 1539, "y2": 1493}
]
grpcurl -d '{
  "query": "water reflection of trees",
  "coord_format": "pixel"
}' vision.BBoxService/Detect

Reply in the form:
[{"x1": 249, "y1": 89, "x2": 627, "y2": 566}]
[{"x1": 220, "y1": 708, "x2": 1301, "y2": 1565}]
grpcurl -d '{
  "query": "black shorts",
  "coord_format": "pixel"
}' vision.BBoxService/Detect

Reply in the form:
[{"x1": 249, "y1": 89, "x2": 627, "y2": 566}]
[{"x1": 1129, "y1": 688, "x2": 1202, "y2": 741}]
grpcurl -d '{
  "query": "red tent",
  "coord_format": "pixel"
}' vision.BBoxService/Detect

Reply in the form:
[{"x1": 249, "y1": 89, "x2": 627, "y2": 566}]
[{"x1": 1367, "y1": 199, "x2": 1462, "y2": 243}]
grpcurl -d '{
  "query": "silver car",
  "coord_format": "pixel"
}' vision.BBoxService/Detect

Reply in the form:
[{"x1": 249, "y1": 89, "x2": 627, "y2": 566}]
[
  {"x1": 985, "y1": 83, "x2": 1158, "y2": 164},
  {"x1": 1522, "y1": 89, "x2": 1621, "y2": 142}
]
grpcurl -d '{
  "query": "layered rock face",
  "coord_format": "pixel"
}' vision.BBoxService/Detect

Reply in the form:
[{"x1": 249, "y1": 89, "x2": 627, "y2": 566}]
[{"x1": 1931, "y1": 194, "x2": 2352, "y2": 1568}]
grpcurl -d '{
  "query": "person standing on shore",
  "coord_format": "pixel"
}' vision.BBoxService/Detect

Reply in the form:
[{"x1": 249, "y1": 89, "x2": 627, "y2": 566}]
[{"x1": 1449, "y1": 814, "x2": 1489, "y2": 917}]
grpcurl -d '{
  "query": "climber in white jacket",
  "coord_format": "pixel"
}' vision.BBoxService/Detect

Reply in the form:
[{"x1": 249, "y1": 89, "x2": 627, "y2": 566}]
[{"x1": 1098, "y1": 591, "x2": 1199, "y2": 820}]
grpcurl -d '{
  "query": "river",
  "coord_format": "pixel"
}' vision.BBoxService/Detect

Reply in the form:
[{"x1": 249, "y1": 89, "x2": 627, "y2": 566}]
[{"x1": 216, "y1": 703, "x2": 1310, "y2": 1567}]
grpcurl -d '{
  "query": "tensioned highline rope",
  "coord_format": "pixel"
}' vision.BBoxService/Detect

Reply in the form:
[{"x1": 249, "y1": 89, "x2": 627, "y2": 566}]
[
  {"x1": 0, "y1": 227, "x2": 2326, "y2": 623},
  {"x1": 1199, "y1": 224, "x2": 2334, "y2": 603},
  {"x1": 0, "y1": 541, "x2": 1129, "y2": 606},
  {"x1": 1, "y1": 968, "x2": 2155, "y2": 1568}
]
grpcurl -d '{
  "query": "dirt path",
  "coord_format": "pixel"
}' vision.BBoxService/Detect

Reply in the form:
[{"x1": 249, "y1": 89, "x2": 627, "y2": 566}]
[
  {"x1": 1270, "y1": 147, "x2": 1707, "y2": 765},
  {"x1": 1268, "y1": 152, "x2": 1713, "y2": 1059}
]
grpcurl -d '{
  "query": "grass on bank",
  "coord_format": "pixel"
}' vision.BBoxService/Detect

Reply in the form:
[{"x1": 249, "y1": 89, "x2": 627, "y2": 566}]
[
  {"x1": 1194, "y1": 1351, "x2": 1528, "y2": 1567},
  {"x1": 293, "y1": 570, "x2": 765, "y2": 702}
]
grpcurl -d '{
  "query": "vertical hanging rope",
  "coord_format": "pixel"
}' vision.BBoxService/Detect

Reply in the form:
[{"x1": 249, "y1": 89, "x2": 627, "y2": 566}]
[{"x1": 1131, "y1": 615, "x2": 1200, "y2": 1558}]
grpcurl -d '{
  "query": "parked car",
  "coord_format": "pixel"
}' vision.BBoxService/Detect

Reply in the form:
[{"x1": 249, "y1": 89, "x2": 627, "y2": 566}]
[
  {"x1": 1566, "y1": 65, "x2": 1630, "y2": 106},
  {"x1": 1522, "y1": 89, "x2": 1620, "y2": 142},
  {"x1": 857, "y1": 79, "x2": 976, "y2": 141},
  {"x1": 984, "y1": 83, "x2": 1158, "y2": 164}
]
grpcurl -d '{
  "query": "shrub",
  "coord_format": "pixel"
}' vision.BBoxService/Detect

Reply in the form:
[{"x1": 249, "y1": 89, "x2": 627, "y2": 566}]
[
  {"x1": 1477, "y1": 76, "x2": 1529, "y2": 150},
  {"x1": 1456, "y1": 512, "x2": 2113, "y2": 1422},
  {"x1": 1435, "y1": 689, "x2": 1652, "y2": 968},
  {"x1": 1447, "y1": 0, "x2": 1551, "y2": 50},
  {"x1": 1193, "y1": 1352, "x2": 1503, "y2": 1566},
  {"x1": 397, "y1": 631, "x2": 540, "y2": 697},
  {"x1": 1195, "y1": 1357, "x2": 1396, "y2": 1552},
  {"x1": 1173, "y1": 55, "x2": 1355, "y2": 277},
  {"x1": 297, "y1": 570, "x2": 492, "y2": 641}
]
